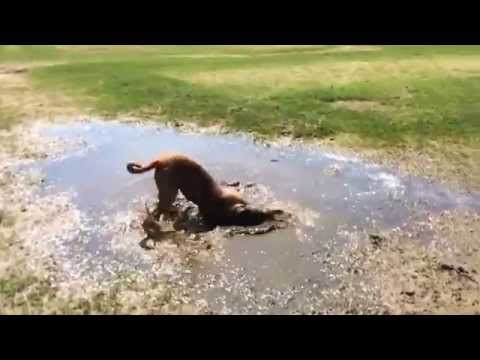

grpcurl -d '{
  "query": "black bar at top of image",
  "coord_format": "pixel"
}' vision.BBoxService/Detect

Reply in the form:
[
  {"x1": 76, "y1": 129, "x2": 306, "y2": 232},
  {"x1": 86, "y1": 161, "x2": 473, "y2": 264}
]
[
  {"x1": 1, "y1": 30, "x2": 480, "y2": 45},
  {"x1": 2, "y1": 0, "x2": 480, "y2": 44}
]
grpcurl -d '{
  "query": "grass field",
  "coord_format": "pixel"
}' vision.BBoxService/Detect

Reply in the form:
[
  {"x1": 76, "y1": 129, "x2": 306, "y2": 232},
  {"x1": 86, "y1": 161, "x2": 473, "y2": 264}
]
[{"x1": 0, "y1": 45, "x2": 478, "y2": 142}]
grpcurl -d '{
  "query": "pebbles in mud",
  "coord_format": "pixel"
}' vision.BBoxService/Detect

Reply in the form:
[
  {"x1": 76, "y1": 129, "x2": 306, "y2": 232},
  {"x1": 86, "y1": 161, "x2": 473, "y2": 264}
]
[
  {"x1": 344, "y1": 210, "x2": 480, "y2": 314},
  {"x1": 369, "y1": 233, "x2": 386, "y2": 248}
]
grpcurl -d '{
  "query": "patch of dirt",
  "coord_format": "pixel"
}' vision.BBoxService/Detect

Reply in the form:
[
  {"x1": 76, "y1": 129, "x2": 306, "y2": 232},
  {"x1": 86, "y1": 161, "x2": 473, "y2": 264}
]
[
  {"x1": 332, "y1": 100, "x2": 391, "y2": 112},
  {"x1": 0, "y1": 65, "x2": 84, "y2": 123},
  {"x1": 0, "y1": 66, "x2": 28, "y2": 75},
  {"x1": 257, "y1": 45, "x2": 382, "y2": 57},
  {"x1": 167, "y1": 54, "x2": 249, "y2": 59},
  {"x1": 306, "y1": 209, "x2": 480, "y2": 315},
  {"x1": 354, "y1": 210, "x2": 480, "y2": 314}
]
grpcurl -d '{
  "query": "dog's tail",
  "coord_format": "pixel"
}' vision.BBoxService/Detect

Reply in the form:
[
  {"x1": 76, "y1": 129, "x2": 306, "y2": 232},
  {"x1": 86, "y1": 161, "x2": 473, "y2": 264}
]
[{"x1": 126, "y1": 160, "x2": 159, "y2": 174}]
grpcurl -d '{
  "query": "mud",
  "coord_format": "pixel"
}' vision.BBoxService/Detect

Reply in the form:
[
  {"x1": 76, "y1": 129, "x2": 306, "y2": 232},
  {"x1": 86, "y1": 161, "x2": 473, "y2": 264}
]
[
  {"x1": 1, "y1": 118, "x2": 480, "y2": 314},
  {"x1": 346, "y1": 210, "x2": 480, "y2": 314}
]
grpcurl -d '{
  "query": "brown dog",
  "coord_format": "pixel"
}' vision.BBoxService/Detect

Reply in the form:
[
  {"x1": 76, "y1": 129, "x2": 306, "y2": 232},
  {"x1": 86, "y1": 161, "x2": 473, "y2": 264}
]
[{"x1": 127, "y1": 153, "x2": 284, "y2": 228}]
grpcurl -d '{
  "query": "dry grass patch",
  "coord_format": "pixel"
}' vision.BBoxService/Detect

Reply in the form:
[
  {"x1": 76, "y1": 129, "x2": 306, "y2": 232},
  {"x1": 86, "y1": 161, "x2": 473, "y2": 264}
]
[
  {"x1": 178, "y1": 56, "x2": 480, "y2": 91},
  {"x1": 0, "y1": 66, "x2": 83, "y2": 126}
]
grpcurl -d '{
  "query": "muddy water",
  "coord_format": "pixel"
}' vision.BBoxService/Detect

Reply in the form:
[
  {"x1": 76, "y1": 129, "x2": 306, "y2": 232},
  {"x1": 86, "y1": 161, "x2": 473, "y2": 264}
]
[{"x1": 31, "y1": 120, "x2": 480, "y2": 314}]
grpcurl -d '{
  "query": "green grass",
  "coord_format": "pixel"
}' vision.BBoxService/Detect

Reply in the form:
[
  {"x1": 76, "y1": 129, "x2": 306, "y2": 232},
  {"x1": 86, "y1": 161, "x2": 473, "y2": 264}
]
[
  {"x1": 2, "y1": 45, "x2": 480, "y2": 146},
  {"x1": 0, "y1": 271, "x2": 182, "y2": 315}
]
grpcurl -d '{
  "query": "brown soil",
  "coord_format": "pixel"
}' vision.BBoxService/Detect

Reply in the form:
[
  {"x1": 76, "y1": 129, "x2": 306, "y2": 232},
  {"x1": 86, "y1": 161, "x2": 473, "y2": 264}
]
[{"x1": 355, "y1": 210, "x2": 480, "y2": 314}]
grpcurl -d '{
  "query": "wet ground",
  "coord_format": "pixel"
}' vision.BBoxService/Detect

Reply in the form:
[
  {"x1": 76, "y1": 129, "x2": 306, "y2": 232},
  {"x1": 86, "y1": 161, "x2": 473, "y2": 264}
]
[{"x1": 13, "y1": 119, "x2": 480, "y2": 314}]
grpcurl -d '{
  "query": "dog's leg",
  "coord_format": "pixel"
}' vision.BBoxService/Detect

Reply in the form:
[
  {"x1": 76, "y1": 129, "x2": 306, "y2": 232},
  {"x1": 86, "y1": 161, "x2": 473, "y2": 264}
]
[
  {"x1": 152, "y1": 201, "x2": 179, "y2": 221},
  {"x1": 154, "y1": 168, "x2": 180, "y2": 220}
]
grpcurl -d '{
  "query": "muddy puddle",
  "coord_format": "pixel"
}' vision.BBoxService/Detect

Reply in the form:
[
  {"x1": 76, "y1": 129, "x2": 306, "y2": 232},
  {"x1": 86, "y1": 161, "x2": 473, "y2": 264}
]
[{"x1": 19, "y1": 120, "x2": 480, "y2": 314}]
